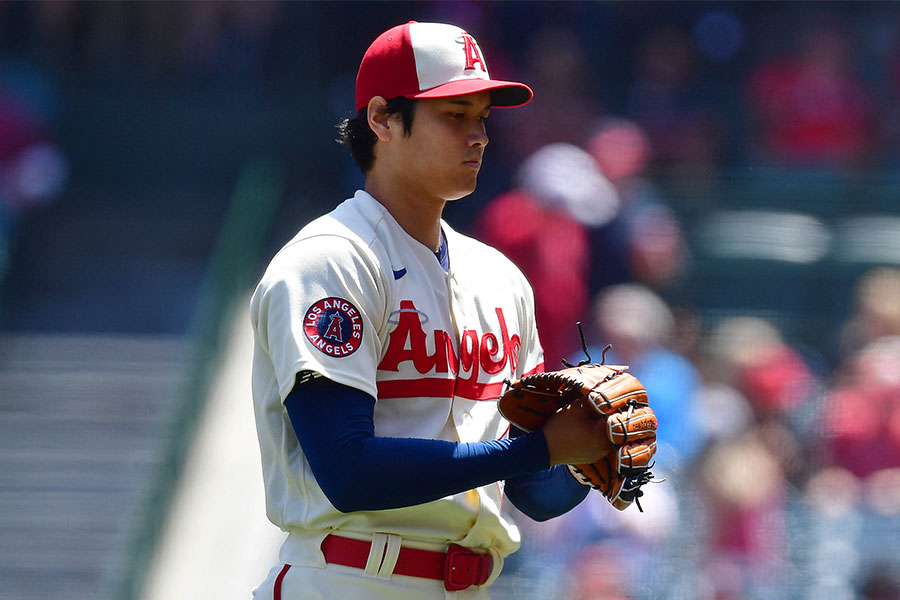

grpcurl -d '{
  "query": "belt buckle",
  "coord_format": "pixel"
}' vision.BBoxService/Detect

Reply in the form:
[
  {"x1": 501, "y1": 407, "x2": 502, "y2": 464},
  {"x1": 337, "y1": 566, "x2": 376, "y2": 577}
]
[{"x1": 443, "y1": 544, "x2": 492, "y2": 591}]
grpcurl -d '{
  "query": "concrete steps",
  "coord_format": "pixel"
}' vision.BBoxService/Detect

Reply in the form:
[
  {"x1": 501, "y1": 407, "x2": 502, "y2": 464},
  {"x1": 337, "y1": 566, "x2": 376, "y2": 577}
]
[{"x1": 0, "y1": 333, "x2": 187, "y2": 599}]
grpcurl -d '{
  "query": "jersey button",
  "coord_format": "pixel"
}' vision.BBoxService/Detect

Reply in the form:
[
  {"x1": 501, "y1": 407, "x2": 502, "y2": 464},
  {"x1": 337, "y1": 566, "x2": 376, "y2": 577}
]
[{"x1": 463, "y1": 412, "x2": 473, "y2": 422}]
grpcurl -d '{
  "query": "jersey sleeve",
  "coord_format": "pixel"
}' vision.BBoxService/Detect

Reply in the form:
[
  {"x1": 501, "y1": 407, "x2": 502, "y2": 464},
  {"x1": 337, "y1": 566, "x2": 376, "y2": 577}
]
[{"x1": 250, "y1": 233, "x2": 389, "y2": 402}]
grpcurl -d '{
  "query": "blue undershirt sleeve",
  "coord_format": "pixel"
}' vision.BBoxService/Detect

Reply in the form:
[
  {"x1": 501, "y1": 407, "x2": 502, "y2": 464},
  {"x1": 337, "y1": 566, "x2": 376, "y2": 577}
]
[
  {"x1": 285, "y1": 375, "x2": 551, "y2": 513},
  {"x1": 503, "y1": 425, "x2": 590, "y2": 521}
]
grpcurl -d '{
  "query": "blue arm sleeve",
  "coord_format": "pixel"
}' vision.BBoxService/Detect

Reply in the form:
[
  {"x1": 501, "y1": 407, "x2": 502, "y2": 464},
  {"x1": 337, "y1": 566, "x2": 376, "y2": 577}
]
[
  {"x1": 503, "y1": 427, "x2": 590, "y2": 521},
  {"x1": 285, "y1": 375, "x2": 551, "y2": 513}
]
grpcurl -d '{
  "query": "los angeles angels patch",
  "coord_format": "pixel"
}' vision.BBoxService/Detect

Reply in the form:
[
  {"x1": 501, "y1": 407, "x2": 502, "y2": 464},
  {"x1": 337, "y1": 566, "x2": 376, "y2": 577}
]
[{"x1": 303, "y1": 297, "x2": 363, "y2": 357}]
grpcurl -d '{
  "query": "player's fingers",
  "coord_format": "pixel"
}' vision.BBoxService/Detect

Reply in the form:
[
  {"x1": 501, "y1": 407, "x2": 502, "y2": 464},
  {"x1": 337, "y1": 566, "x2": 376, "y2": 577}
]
[{"x1": 543, "y1": 401, "x2": 613, "y2": 465}]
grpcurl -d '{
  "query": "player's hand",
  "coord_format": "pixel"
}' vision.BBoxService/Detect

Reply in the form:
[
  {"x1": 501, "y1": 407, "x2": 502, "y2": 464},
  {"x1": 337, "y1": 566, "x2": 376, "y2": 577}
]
[{"x1": 541, "y1": 399, "x2": 614, "y2": 466}]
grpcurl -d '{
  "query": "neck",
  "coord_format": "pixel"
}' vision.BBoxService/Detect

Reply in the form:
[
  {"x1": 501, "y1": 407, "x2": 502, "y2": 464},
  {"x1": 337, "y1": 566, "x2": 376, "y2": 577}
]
[{"x1": 365, "y1": 177, "x2": 445, "y2": 252}]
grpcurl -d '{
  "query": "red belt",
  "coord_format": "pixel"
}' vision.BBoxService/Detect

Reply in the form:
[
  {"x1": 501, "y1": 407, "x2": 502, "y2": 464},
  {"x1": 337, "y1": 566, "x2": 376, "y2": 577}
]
[{"x1": 320, "y1": 533, "x2": 493, "y2": 591}]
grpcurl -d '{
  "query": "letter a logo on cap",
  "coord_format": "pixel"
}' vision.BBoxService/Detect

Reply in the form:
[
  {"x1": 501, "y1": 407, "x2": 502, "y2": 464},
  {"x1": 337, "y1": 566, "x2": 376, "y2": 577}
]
[
  {"x1": 355, "y1": 22, "x2": 532, "y2": 112},
  {"x1": 461, "y1": 33, "x2": 486, "y2": 72}
]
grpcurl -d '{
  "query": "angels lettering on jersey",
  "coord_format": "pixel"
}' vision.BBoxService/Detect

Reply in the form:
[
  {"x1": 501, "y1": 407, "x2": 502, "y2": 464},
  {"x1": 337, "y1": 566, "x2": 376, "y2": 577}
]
[
  {"x1": 376, "y1": 299, "x2": 520, "y2": 401},
  {"x1": 304, "y1": 296, "x2": 522, "y2": 401}
]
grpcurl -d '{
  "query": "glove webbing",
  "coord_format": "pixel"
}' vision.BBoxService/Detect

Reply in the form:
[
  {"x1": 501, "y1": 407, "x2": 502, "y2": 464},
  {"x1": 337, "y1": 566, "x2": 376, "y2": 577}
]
[
  {"x1": 620, "y1": 471, "x2": 656, "y2": 512},
  {"x1": 513, "y1": 367, "x2": 624, "y2": 398}
]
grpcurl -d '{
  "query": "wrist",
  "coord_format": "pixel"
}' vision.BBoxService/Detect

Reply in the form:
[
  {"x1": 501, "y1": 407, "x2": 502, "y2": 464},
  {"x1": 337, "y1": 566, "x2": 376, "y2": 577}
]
[{"x1": 509, "y1": 428, "x2": 551, "y2": 471}]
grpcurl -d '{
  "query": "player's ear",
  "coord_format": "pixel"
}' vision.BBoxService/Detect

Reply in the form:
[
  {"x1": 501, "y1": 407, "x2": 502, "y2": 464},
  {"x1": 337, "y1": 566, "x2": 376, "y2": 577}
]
[{"x1": 367, "y1": 96, "x2": 395, "y2": 142}]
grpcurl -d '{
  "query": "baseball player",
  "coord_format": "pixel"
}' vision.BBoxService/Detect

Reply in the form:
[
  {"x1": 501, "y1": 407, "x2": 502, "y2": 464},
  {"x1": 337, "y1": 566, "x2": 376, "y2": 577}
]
[{"x1": 249, "y1": 22, "x2": 613, "y2": 599}]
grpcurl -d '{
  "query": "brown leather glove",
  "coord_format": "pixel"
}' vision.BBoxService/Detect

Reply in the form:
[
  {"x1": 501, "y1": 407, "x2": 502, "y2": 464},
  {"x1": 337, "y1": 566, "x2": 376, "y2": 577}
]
[{"x1": 499, "y1": 361, "x2": 659, "y2": 510}]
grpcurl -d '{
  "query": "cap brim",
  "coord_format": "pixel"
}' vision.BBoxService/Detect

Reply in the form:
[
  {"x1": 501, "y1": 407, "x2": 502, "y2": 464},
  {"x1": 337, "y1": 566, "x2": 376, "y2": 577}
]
[{"x1": 408, "y1": 78, "x2": 533, "y2": 108}]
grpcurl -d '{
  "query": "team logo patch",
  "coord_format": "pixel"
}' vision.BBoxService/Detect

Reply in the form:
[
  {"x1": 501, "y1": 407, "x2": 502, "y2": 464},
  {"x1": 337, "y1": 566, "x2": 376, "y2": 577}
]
[{"x1": 303, "y1": 297, "x2": 363, "y2": 358}]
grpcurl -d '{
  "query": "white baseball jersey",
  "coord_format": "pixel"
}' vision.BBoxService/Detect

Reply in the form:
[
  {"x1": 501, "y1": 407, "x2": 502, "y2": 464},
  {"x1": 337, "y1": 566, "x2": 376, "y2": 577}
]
[{"x1": 250, "y1": 190, "x2": 544, "y2": 568}]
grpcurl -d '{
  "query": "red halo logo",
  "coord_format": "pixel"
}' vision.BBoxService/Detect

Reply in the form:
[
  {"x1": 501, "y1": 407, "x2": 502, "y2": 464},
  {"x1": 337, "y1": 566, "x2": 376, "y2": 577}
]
[{"x1": 303, "y1": 297, "x2": 363, "y2": 358}]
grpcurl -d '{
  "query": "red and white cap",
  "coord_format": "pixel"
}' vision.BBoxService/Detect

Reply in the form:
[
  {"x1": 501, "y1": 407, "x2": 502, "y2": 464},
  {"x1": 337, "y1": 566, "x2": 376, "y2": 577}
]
[{"x1": 355, "y1": 21, "x2": 533, "y2": 113}]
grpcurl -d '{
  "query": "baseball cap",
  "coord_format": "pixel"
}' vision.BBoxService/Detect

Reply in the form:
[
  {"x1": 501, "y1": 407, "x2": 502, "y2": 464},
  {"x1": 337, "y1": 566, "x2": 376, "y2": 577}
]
[{"x1": 355, "y1": 21, "x2": 533, "y2": 113}]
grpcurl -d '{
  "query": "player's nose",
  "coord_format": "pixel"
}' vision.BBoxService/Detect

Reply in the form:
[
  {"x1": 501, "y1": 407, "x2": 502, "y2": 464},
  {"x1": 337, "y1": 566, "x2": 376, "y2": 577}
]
[{"x1": 468, "y1": 121, "x2": 489, "y2": 148}]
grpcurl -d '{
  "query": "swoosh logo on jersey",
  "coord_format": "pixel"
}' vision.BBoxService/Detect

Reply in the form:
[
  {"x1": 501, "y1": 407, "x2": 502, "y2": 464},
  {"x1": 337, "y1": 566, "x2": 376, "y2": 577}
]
[{"x1": 392, "y1": 268, "x2": 407, "y2": 280}]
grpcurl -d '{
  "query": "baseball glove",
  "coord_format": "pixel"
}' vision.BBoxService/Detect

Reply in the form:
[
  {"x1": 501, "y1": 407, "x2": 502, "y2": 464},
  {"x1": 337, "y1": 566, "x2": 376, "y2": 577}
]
[{"x1": 499, "y1": 339, "x2": 659, "y2": 511}]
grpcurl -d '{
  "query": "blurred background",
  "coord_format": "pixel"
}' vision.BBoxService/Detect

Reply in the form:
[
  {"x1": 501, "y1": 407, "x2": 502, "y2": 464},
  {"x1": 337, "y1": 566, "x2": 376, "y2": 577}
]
[{"x1": 1, "y1": 1, "x2": 899, "y2": 599}]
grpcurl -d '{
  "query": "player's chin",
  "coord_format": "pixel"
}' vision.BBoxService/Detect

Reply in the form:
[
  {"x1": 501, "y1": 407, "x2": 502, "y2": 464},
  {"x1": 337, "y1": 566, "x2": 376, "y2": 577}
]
[
  {"x1": 445, "y1": 186, "x2": 477, "y2": 202},
  {"x1": 445, "y1": 174, "x2": 479, "y2": 201}
]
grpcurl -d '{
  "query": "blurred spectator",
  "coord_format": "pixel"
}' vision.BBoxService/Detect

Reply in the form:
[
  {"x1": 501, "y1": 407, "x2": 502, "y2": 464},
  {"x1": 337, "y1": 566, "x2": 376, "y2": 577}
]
[
  {"x1": 865, "y1": 466, "x2": 900, "y2": 516},
  {"x1": 493, "y1": 25, "x2": 603, "y2": 167},
  {"x1": 705, "y1": 317, "x2": 819, "y2": 420},
  {"x1": 838, "y1": 266, "x2": 900, "y2": 357},
  {"x1": 859, "y1": 562, "x2": 900, "y2": 600},
  {"x1": 694, "y1": 317, "x2": 816, "y2": 599},
  {"x1": 473, "y1": 143, "x2": 617, "y2": 364},
  {"x1": 584, "y1": 283, "x2": 704, "y2": 469},
  {"x1": 801, "y1": 463, "x2": 900, "y2": 599},
  {"x1": 0, "y1": 63, "x2": 68, "y2": 298},
  {"x1": 693, "y1": 380, "x2": 756, "y2": 449},
  {"x1": 802, "y1": 464, "x2": 862, "y2": 517},
  {"x1": 696, "y1": 427, "x2": 789, "y2": 600},
  {"x1": 0, "y1": 85, "x2": 66, "y2": 216},
  {"x1": 585, "y1": 118, "x2": 689, "y2": 292},
  {"x1": 697, "y1": 317, "x2": 817, "y2": 599},
  {"x1": 624, "y1": 25, "x2": 722, "y2": 177},
  {"x1": 177, "y1": 0, "x2": 283, "y2": 90},
  {"x1": 703, "y1": 316, "x2": 821, "y2": 484},
  {"x1": 884, "y1": 19, "x2": 900, "y2": 164},
  {"x1": 745, "y1": 14, "x2": 876, "y2": 168},
  {"x1": 515, "y1": 142, "x2": 620, "y2": 229},
  {"x1": 563, "y1": 544, "x2": 633, "y2": 600},
  {"x1": 821, "y1": 335, "x2": 900, "y2": 479},
  {"x1": 28, "y1": 1, "x2": 283, "y2": 87},
  {"x1": 690, "y1": 9, "x2": 746, "y2": 66}
]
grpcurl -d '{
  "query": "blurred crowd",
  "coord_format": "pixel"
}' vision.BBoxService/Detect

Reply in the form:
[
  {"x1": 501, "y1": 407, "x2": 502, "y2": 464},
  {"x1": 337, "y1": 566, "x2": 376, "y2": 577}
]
[
  {"x1": 494, "y1": 268, "x2": 900, "y2": 600},
  {"x1": 2, "y1": 2, "x2": 900, "y2": 599},
  {"x1": 4, "y1": 2, "x2": 900, "y2": 171},
  {"x1": 459, "y1": 5, "x2": 900, "y2": 599}
]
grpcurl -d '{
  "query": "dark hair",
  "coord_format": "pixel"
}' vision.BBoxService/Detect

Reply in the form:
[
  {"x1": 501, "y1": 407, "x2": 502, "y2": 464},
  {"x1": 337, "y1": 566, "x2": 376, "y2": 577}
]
[{"x1": 337, "y1": 97, "x2": 417, "y2": 173}]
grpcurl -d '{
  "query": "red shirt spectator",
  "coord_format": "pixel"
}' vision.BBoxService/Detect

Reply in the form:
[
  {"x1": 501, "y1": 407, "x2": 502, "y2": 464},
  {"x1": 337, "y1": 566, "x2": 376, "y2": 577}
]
[
  {"x1": 747, "y1": 19, "x2": 874, "y2": 167},
  {"x1": 473, "y1": 189, "x2": 589, "y2": 366}
]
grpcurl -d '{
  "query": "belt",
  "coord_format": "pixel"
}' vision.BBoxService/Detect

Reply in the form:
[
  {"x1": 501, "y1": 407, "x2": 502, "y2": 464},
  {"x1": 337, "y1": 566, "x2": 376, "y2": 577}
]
[{"x1": 320, "y1": 533, "x2": 494, "y2": 591}]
